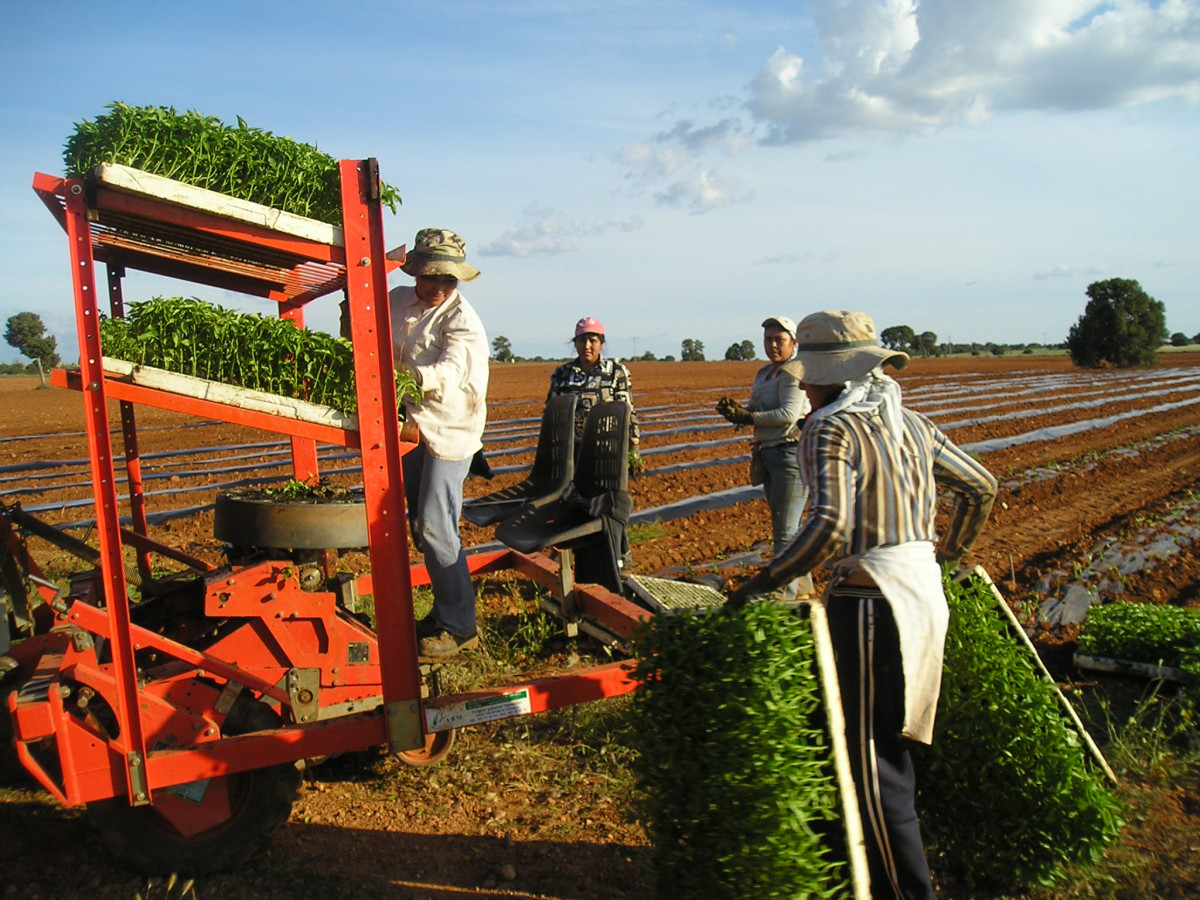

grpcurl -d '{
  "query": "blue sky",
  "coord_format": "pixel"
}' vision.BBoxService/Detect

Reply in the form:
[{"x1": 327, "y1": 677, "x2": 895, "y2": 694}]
[{"x1": 2, "y1": 0, "x2": 1198, "y2": 363}]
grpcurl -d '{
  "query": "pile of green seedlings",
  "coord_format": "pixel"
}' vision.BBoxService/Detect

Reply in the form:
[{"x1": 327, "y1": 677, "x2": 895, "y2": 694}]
[
  {"x1": 1077, "y1": 601, "x2": 1200, "y2": 681},
  {"x1": 100, "y1": 296, "x2": 420, "y2": 414},
  {"x1": 912, "y1": 571, "x2": 1122, "y2": 891},
  {"x1": 629, "y1": 603, "x2": 849, "y2": 900},
  {"x1": 64, "y1": 102, "x2": 401, "y2": 224},
  {"x1": 629, "y1": 572, "x2": 1124, "y2": 897}
]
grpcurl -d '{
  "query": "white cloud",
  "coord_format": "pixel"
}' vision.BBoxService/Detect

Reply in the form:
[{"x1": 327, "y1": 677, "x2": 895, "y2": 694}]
[
  {"x1": 757, "y1": 251, "x2": 814, "y2": 265},
  {"x1": 748, "y1": 0, "x2": 1200, "y2": 144},
  {"x1": 618, "y1": 117, "x2": 749, "y2": 185},
  {"x1": 478, "y1": 204, "x2": 644, "y2": 257},
  {"x1": 1032, "y1": 263, "x2": 1103, "y2": 280},
  {"x1": 618, "y1": 142, "x2": 692, "y2": 180},
  {"x1": 654, "y1": 168, "x2": 753, "y2": 212},
  {"x1": 655, "y1": 117, "x2": 750, "y2": 154}
]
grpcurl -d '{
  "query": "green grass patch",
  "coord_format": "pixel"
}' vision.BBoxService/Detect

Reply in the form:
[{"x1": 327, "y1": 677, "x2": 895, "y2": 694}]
[{"x1": 627, "y1": 521, "x2": 671, "y2": 545}]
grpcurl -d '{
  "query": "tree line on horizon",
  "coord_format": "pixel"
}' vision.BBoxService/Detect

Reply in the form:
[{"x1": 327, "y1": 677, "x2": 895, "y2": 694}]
[
  {"x1": 5, "y1": 278, "x2": 1192, "y2": 375},
  {"x1": 492, "y1": 279, "x2": 1188, "y2": 367}
]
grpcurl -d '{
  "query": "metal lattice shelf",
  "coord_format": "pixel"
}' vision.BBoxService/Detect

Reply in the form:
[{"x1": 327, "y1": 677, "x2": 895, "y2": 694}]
[{"x1": 626, "y1": 574, "x2": 726, "y2": 613}]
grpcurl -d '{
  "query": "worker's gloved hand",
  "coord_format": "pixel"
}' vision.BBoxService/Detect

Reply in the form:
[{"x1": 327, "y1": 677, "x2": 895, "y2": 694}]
[
  {"x1": 725, "y1": 570, "x2": 777, "y2": 609},
  {"x1": 716, "y1": 396, "x2": 753, "y2": 428},
  {"x1": 628, "y1": 449, "x2": 646, "y2": 479}
]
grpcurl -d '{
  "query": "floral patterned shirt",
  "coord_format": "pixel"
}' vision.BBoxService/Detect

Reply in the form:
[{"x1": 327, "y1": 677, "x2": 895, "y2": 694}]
[{"x1": 546, "y1": 356, "x2": 640, "y2": 448}]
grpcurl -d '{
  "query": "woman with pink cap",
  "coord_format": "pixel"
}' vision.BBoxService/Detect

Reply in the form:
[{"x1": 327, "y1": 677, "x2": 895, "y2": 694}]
[{"x1": 546, "y1": 317, "x2": 641, "y2": 472}]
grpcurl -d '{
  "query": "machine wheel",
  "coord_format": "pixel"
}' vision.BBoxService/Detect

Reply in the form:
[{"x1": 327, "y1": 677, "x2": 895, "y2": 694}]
[
  {"x1": 396, "y1": 727, "x2": 456, "y2": 766},
  {"x1": 86, "y1": 697, "x2": 301, "y2": 875}
]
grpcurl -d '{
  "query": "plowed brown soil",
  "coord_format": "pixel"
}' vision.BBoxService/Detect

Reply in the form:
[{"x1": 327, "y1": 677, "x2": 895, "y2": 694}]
[{"x1": 2, "y1": 352, "x2": 1200, "y2": 899}]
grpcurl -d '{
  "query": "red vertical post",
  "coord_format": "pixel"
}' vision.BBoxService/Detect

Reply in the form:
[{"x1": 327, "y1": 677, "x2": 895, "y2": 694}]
[
  {"x1": 62, "y1": 180, "x2": 151, "y2": 803},
  {"x1": 338, "y1": 159, "x2": 423, "y2": 752},
  {"x1": 107, "y1": 264, "x2": 152, "y2": 581},
  {"x1": 277, "y1": 304, "x2": 321, "y2": 480}
]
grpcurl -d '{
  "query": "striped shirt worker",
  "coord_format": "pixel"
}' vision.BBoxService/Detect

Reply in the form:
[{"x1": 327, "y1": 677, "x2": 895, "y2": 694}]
[{"x1": 765, "y1": 405, "x2": 996, "y2": 585}]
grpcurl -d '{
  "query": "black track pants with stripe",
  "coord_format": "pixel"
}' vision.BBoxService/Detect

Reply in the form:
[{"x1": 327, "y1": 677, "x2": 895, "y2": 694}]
[{"x1": 826, "y1": 587, "x2": 937, "y2": 900}]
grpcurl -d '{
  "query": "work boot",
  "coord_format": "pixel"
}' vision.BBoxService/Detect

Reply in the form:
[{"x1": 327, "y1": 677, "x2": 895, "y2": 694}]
[
  {"x1": 418, "y1": 629, "x2": 479, "y2": 660},
  {"x1": 415, "y1": 616, "x2": 440, "y2": 640}
]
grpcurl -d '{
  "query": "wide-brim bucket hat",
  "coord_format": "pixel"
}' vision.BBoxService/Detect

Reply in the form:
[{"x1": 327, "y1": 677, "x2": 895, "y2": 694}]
[
  {"x1": 781, "y1": 309, "x2": 909, "y2": 385},
  {"x1": 400, "y1": 227, "x2": 480, "y2": 281}
]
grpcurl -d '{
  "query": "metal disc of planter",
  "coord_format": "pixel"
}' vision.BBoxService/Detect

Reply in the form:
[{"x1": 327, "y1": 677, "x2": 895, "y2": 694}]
[{"x1": 214, "y1": 490, "x2": 368, "y2": 550}]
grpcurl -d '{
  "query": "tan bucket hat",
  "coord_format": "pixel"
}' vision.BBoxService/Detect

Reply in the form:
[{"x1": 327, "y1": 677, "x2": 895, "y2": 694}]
[
  {"x1": 781, "y1": 310, "x2": 909, "y2": 385},
  {"x1": 400, "y1": 228, "x2": 481, "y2": 281}
]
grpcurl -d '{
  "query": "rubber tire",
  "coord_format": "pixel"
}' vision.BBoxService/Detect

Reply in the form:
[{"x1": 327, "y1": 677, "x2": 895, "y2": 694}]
[{"x1": 86, "y1": 698, "x2": 300, "y2": 875}]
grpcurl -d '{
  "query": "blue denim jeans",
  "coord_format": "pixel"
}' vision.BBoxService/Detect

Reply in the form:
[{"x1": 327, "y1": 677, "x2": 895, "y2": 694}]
[
  {"x1": 402, "y1": 446, "x2": 476, "y2": 637},
  {"x1": 759, "y1": 441, "x2": 814, "y2": 597}
]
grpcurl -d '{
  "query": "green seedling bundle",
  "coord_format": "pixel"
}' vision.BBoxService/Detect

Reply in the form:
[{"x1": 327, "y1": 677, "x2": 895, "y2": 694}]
[
  {"x1": 64, "y1": 102, "x2": 401, "y2": 225},
  {"x1": 630, "y1": 604, "x2": 849, "y2": 900},
  {"x1": 1077, "y1": 601, "x2": 1200, "y2": 680},
  {"x1": 912, "y1": 572, "x2": 1122, "y2": 890},
  {"x1": 99, "y1": 296, "x2": 421, "y2": 414}
]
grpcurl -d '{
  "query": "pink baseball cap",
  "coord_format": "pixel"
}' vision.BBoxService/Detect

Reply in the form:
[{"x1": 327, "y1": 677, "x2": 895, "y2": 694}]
[{"x1": 574, "y1": 317, "x2": 605, "y2": 338}]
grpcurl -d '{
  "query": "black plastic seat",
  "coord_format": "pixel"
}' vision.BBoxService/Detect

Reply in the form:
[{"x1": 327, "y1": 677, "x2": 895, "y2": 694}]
[
  {"x1": 495, "y1": 401, "x2": 631, "y2": 592},
  {"x1": 462, "y1": 393, "x2": 577, "y2": 527}
]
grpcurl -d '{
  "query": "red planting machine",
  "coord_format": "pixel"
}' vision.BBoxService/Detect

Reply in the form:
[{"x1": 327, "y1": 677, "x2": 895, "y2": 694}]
[{"x1": 0, "y1": 160, "x2": 675, "y2": 873}]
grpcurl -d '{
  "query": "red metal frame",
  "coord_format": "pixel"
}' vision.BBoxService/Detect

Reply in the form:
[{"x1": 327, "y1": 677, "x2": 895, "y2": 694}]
[
  {"x1": 61, "y1": 175, "x2": 150, "y2": 803},
  {"x1": 12, "y1": 162, "x2": 648, "y2": 827}
]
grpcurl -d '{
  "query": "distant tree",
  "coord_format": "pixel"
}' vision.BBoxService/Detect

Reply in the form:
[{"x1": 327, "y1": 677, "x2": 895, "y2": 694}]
[
  {"x1": 880, "y1": 325, "x2": 915, "y2": 352},
  {"x1": 681, "y1": 339, "x2": 705, "y2": 361},
  {"x1": 4, "y1": 312, "x2": 61, "y2": 370},
  {"x1": 723, "y1": 340, "x2": 757, "y2": 361},
  {"x1": 1065, "y1": 278, "x2": 1167, "y2": 368},
  {"x1": 491, "y1": 335, "x2": 514, "y2": 363},
  {"x1": 639, "y1": 350, "x2": 658, "y2": 361},
  {"x1": 1169, "y1": 332, "x2": 1189, "y2": 347},
  {"x1": 1193, "y1": 331, "x2": 1200, "y2": 345},
  {"x1": 914, "y1": 331, "x2": 938, "y2": 357}
]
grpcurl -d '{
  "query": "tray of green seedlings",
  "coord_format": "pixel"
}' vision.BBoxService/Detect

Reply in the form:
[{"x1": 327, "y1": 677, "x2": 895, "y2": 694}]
[
  {"x1": 911, "y1": 568, "x2": 1122, "y2": 892},
  {"x1": 99, "y1": 296, "x2": 421, "y2": 415},
  {"x1": 64, "y1": 102, "x2": 401, "y2": 225},
  {"x1": 1075, "y1": 601, "x2": 1200, "y2": 683},
  {"x1": 629, "y1": 602, "x2": 855, "y2": 900}
]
